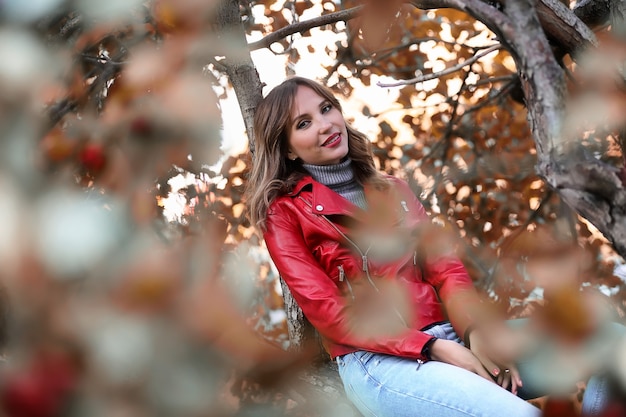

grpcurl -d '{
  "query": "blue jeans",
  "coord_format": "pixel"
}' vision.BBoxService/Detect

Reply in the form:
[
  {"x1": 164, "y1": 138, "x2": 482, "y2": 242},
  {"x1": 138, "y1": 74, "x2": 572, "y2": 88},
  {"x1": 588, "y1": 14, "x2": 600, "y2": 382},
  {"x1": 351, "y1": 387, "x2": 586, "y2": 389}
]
[{"x1": 336, "y1": 321, "x2": 625, "y2": 417}]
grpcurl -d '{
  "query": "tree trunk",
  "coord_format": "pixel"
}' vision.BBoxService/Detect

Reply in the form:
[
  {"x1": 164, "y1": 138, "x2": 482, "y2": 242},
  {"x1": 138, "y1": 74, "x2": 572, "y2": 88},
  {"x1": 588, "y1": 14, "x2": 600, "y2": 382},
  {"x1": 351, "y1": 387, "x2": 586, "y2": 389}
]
[
  {"x1": 501, "y1": 0, "x2": 626, "y2": 258},
  {"x1": 214, "y1": 0, "x2": 263, "y2": 154},
  {"x1": 279, "y1": 278, "x2": 362, "y2": 415},
  {"x1": 280, "y1": 278, "x2": 318, "y2": 350}
]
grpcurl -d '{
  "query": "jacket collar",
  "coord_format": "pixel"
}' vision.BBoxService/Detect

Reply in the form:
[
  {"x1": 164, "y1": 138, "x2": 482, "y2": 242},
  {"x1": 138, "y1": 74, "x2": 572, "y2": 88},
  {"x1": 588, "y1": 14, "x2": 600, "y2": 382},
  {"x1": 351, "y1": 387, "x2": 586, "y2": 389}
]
[{"x1": 289, "y1": 176, "x2": 364, "y2": 217}]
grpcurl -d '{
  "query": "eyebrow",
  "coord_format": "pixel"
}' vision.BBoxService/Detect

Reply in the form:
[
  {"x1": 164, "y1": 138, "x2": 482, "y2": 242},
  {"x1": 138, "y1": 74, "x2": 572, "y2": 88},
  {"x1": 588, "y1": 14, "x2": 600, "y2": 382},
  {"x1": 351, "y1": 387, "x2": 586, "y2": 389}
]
[{"x1": 292, "y1": 98, "x2": 329, "y2": 126}]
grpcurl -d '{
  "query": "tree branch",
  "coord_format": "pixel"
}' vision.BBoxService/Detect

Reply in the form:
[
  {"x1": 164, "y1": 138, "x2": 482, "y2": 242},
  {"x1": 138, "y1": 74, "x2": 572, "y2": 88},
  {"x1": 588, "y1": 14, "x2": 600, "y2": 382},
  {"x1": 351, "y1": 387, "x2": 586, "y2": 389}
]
[
  {"x1": 376, "y1": 44, "x2": 501, "y2": 87},
  {"x1": 574, "y1": 0, "x2": 613, "y2": 28},
  {"x1": 247, "y1": 0, "x2": 513, "y2": 57},
  {"x1": 247, "y1": 6, "x2": 364, "y2": 51},
  {"x1": 410, "y1": 0, "x2": 517, "y2": 49},
  {"x1": 552, "y1": 158, "x2": 626, "y2": 256},
  {"x1": 536, "y1": 0, "x2": 598, "y2": 55},
  {"x1": 409, "y1": 0, "x2": 597, "y2": 59},
  {"x1": 500, "y1": 0, "x2": 567, "y2": 160}
]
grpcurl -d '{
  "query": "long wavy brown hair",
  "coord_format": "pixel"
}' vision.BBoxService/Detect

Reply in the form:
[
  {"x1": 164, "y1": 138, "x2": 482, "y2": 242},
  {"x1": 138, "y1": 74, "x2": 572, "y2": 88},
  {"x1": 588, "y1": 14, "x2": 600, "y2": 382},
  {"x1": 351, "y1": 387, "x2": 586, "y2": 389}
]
[{"x1": 245, "y1": 76, "x2": 388, "y2": 231}]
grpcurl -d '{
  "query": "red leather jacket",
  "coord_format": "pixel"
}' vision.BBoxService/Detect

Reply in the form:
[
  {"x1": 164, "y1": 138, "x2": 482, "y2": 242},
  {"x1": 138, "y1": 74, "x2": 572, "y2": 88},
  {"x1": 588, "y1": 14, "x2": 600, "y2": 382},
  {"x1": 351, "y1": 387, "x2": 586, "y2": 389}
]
[{"x1": 264, "y1": 175, "x2": 480, "y2": 361}]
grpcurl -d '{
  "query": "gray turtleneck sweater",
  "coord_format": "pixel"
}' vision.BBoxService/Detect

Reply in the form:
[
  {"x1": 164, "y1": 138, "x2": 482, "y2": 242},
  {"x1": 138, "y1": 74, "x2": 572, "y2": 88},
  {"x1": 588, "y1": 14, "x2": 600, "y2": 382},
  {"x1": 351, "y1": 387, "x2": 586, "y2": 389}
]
[{"x1": 303, "y1": 158, "x2": 367, "y2": 210}]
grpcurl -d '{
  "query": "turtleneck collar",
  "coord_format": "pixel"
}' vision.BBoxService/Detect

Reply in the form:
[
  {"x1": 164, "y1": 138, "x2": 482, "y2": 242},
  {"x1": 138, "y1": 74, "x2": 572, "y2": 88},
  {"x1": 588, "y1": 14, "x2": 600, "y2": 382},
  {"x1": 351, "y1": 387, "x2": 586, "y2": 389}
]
[
  {"x1": 302, "y1": 158, "x2": 355, "y2": 186},
  {"x1": 302, "y1": 158, "x2": 367, "y2": 209}
]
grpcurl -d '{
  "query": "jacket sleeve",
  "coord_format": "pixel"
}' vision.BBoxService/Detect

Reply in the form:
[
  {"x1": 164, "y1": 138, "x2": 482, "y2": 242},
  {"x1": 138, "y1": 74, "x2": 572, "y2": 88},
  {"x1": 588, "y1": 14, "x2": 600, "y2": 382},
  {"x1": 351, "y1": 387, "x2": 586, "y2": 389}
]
[
  {"x1": 403, "y1": 184, "x2": 485, "y2": 344},
  {"x1": 422, "y1": 254, "x2": 485, "y2": 345},
  {"x1": 264, "y1": 201, "x2": 434, "y2": 360}
]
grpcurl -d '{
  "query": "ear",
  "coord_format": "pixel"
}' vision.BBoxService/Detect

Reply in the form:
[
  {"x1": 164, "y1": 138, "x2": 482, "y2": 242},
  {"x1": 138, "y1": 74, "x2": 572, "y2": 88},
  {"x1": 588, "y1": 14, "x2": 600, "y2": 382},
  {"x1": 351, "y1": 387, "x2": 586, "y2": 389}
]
[{"x1": 287, "y1": 150, "x2": 298, "y2": 161}]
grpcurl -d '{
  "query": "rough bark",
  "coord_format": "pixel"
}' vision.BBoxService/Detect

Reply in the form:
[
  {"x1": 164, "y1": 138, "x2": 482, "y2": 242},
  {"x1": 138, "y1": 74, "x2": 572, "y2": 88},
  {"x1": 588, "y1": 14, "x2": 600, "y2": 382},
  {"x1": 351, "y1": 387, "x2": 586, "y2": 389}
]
[
  {"x1": 214, "y1": 0, "x2": 263, "y2": 154},
  {"x1": 280, "y1": 278, "x2": 361, "y2": 415},
  {"x1": 279, "y1": 278, "x2": 318, "y2": 351},
  {"x1": 537, "y1": 0, "x2": 598, "y2": 54},
  {"x1": 286, "y1": 360, "x2": 361, "y2": 417},
  {"x1": 574, "y1": 0, "x2": 613, "y2": 28},
  {"x1": 497, "y1": 0, "x2": 626, "y2": 258}
]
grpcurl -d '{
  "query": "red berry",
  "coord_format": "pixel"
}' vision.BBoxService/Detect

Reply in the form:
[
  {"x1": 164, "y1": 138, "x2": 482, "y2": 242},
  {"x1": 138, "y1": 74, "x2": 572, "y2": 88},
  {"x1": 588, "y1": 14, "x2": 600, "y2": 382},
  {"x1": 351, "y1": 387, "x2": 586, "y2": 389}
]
[
  {"x1": 1, "y1": 352, "x2": 79, "y2": 417},
  {"x1": 78, "y1": 143, "x2": 107, "y2": 175},
  {"x1": 1, "y1": 372, "x2": 58, "y2": 417}
]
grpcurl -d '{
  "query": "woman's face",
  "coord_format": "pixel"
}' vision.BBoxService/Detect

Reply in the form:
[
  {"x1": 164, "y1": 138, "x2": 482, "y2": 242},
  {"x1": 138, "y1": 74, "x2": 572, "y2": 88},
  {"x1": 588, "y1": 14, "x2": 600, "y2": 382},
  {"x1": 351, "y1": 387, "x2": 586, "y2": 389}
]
[{"x1": 286, "y1": 85, "x2": 349, "y2": 166}]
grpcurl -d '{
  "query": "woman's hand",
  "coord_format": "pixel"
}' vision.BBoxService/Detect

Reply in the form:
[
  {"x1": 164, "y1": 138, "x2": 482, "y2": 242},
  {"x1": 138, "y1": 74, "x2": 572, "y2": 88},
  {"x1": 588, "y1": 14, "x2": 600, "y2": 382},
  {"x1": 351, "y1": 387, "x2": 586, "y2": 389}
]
[
  {"x1": 495, "y1": 365, "x2": 520, "y2": 394},
  {"x1": 428, "y1": 339, "x2": 493, "y2": 382},
  {"x1": 467, "y1": 328, "x2": 524, "y2": 394}
]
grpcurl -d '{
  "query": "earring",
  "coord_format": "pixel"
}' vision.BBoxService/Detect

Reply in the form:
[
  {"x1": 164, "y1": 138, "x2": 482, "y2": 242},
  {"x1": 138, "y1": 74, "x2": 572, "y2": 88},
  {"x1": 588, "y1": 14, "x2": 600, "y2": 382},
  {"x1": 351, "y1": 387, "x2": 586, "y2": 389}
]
[{"x1": 289, "y1": 155, "x2": 297, "y2": 161}]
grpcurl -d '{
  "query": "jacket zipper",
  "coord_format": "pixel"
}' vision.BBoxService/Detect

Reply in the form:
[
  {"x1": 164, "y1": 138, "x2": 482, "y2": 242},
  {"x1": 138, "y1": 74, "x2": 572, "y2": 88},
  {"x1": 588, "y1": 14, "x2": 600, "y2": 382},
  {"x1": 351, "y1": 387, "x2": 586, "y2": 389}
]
[
  {"x1": 298, "y1": 196, "x2": 370, "y2": 272},
  {"x1": 338, "y1": 265, "x2": 356, "y2": 300},
  {"x1": 299, "y1": 195, "x2": 408, "y2": 327}
]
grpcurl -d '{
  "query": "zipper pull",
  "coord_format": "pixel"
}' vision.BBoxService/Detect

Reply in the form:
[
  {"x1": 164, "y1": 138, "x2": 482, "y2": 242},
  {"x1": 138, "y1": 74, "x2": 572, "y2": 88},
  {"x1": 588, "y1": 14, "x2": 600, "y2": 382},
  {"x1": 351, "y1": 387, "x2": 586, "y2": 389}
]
[
  {"x1": 413, "y1": 251, "x2": 417, "y2": 266},
  {"x1": 416, "y1": 359, "x2": 424, "y2": 370},
  {"x1": 400, "y1": 200, "x2": 409, "y2": 212},
  {"x1": 362, "y1": 255, "x2": 368, "y2": 273},
  {"x1": 338, "y1": 265, "x2": 345, "y2": 281}
]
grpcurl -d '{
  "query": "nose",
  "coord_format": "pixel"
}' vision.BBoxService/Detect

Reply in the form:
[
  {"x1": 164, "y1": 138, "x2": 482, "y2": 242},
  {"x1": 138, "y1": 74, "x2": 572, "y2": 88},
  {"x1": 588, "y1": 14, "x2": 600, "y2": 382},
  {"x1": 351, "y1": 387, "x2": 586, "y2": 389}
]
[{"x1": 318, "y1": 116, "x2": 332, "y2": 133}]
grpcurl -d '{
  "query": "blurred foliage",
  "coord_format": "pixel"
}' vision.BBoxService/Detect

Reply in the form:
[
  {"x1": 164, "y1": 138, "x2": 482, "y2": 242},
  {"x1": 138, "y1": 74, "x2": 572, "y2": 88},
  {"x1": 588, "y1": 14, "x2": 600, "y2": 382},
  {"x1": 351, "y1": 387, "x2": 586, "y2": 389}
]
[{"x1": 1, "y1": 0, "x2": 626, "y2": 416}]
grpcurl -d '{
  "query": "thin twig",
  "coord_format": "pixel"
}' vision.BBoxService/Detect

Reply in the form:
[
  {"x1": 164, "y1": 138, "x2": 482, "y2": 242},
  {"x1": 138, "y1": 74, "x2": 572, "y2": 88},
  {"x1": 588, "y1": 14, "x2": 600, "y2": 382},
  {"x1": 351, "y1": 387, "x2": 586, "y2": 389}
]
[
  {"x1": 469, "y1": 74, "x2": 516, "y2": 88},
  {"x1": 81, "y1": 54, "x2": 126, "y2": 67},
  {"x1": 461, "y1": 76, "x2": 518, "y2": 115},
  {"x1": 351, "y1": 37, "x2": 497, "y2": 70},
  {"x1": 421, "y1": 70, "x2": 470, "y2": 203},
  {"x1": 377, "y1": 43, "x2": 502, "y2": 87}
]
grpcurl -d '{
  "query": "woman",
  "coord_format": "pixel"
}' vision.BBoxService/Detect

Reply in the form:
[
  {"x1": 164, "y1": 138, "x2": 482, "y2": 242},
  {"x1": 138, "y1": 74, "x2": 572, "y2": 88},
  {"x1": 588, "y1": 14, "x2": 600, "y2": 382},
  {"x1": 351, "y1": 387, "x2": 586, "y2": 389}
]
[{"x1": 245, "y1": 76, "x2": 620, "y2": 417}]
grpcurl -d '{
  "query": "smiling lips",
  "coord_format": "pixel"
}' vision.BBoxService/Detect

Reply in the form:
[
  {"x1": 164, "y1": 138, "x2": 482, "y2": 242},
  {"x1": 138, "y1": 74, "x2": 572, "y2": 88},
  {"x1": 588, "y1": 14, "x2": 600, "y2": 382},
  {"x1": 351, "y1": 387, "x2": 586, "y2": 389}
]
[{"x1": 322, "y1": 133, "x2": 341, "y2": 147}]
